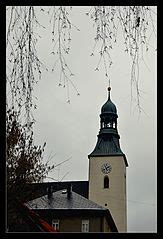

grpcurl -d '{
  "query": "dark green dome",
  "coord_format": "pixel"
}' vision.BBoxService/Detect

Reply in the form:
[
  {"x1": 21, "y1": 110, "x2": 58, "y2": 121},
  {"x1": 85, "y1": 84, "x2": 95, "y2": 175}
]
[
  {"x1": 101, "y1": 99, "x2": 117, "y2": 114},
  {"x1": 101, "y1": 87, "x2": 117, "y2": 114}
]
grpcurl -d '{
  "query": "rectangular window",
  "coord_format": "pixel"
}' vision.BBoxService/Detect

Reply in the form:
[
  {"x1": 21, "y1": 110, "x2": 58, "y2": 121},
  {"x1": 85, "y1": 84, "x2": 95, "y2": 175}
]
[
  {"x1": 52, "y1": 219, "x2": 59, "y2": 231},
  {"x1": 81, "y1": 219, "x2": 89, "y2": 232}
]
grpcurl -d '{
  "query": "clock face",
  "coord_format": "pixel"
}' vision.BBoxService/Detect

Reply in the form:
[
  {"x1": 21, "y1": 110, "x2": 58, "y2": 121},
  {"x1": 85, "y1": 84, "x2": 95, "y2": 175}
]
[{"x1": 101, "y1": 163, "x2": 112, "y2": 174}]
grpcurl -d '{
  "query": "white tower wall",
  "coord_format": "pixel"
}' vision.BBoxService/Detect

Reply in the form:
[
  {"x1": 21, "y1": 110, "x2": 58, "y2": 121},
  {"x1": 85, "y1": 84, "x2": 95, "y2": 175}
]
[{"x1": 89, "y1": 156, "x2": 127, "y2": 232}]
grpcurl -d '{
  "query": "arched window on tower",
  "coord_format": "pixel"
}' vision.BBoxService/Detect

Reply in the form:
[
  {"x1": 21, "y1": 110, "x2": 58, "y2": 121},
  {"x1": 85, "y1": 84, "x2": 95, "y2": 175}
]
[{"x1": 104, "y1": 176, "x2": 109, "y2": 189}]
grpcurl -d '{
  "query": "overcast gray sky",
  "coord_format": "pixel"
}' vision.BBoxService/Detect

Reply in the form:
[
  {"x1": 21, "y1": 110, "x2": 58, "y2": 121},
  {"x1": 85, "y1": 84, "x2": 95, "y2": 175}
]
[{"x1": 8, "y1": 6, "x2": 157, "y2": 233}]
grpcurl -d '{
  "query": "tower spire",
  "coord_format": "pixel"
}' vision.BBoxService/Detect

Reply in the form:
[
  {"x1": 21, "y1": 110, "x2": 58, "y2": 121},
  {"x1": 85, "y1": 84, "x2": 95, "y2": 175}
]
[
  {"x1": 88, "y1": 85, "x2": 128, "y2": 167},
  {"x1": 108, "y1": 86, "x2": 111, "y2": 100}
]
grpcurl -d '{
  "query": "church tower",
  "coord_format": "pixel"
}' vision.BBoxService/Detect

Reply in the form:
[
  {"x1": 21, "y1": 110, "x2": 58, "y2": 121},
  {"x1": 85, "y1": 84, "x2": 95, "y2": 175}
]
[{"x1": 88, "y1": 87, "x2": 128, "y2": 232}]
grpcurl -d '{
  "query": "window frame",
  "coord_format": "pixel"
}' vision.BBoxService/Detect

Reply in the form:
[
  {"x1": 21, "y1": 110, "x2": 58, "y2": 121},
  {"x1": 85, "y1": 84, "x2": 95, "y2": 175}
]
[
  {"x1": 52, "y1": 219, "x2": 59, "y2": 231},
  {"x1": 81, "y1": 219, "x2": 89, "y2": 232}
]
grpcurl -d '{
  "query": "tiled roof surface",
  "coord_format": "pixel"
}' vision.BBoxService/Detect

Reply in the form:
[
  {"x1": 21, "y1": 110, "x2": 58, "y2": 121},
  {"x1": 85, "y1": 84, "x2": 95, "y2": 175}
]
[
  {"x1": 26, "y1": 190, "x2": 106, "y2": 211},
  {"x1": 89, "y1": 136, "x2": 124, "y2": 157}
]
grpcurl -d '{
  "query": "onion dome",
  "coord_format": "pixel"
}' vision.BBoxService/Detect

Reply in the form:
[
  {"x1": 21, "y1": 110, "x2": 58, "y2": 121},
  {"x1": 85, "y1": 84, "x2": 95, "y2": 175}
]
[{"x1": 101, "y1": 87, "x2": 117, "y2": 115}]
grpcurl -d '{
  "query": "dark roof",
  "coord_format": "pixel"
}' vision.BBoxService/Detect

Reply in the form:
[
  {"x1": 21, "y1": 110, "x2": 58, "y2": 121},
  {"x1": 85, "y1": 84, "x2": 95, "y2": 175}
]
[
  {"x1": 25, "y1": 189, "x2": 118, "y2": 232},
  {"x1": 89, "y1": 135, "x2": 128, "y2": 166},
  {"x1": 26, "y1": 190, "x2": 105, "y2": 210},
  {"x1": 88, "y1": 131, "x2": 128, "y2": 166},
  {"x1": 101, "y1": 99, "x2": 117, "y2": 115},
  {"x1": 101, "y1": 88, "x2": 117, "y2": 115},
  {"x1": 89, "y1": 135, "x2": 123, "y2": 156},
  {"x1": 88, "y1": 87, "x2": 128, "y2": 167}
]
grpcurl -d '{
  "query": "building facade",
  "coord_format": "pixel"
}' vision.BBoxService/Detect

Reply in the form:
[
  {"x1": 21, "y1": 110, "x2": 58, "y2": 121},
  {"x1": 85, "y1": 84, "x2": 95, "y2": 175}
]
[{"x1": 26, "y1": 186, "x2": 118, "y2": 232}]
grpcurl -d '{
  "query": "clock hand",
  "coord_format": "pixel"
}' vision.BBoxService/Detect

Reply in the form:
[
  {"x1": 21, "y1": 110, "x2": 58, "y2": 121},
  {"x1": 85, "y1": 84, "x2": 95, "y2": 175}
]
[{"x1": 106, "y1": 166, "x2": 109, "y2": 170}]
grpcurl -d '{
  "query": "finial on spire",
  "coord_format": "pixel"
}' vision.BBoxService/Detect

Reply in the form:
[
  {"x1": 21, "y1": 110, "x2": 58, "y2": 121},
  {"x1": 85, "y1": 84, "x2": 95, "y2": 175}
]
[{"x1": 107, "y1": 86, "x2": 111, "y2": 100}]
